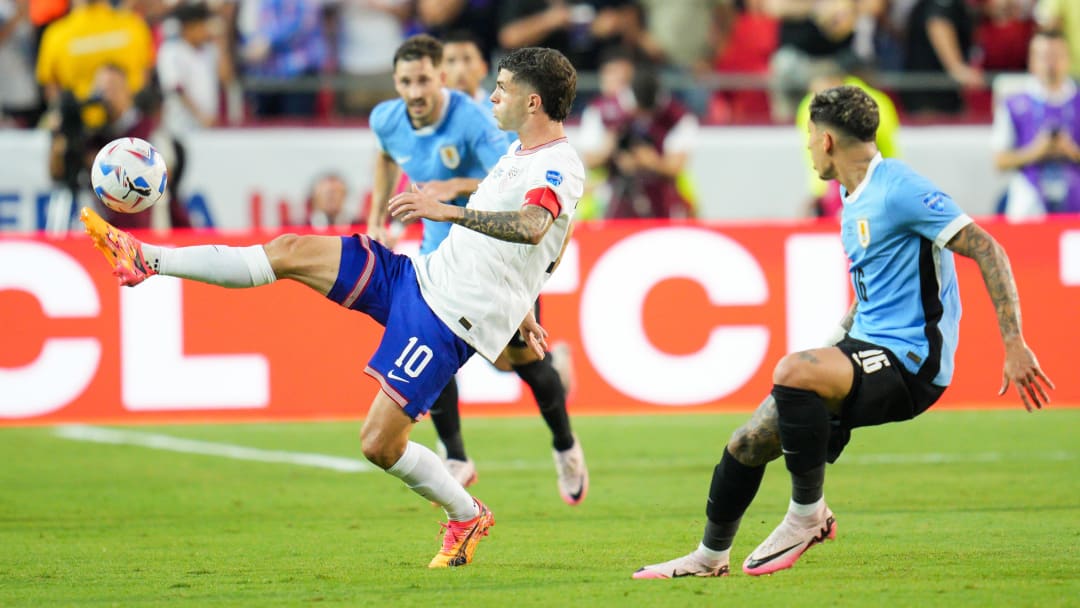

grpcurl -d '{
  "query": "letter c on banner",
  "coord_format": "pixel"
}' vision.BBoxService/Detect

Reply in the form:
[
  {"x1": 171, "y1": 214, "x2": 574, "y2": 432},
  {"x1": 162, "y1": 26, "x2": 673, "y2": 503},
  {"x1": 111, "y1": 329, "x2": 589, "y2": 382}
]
[
  {"x1": 0, "y1": 242, "x2": 101, "y2": 418},
  {"x1": 580, "y1": 228, "x2": 769, "y2": 405}
]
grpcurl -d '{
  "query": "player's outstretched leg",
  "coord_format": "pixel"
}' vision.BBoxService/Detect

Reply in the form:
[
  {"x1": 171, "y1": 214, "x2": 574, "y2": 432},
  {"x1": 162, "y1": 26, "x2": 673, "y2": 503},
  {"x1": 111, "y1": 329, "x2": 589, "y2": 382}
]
[{"x1": 80, "y1": 207, "x2": 157, "y2": 285}]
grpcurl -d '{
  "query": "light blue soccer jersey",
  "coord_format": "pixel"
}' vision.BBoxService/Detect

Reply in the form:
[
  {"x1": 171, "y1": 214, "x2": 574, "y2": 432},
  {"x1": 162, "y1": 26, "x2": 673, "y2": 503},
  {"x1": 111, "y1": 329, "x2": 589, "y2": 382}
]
[
  {"x1": 840, "y1": 154, "x2": 973, "y2": 386},
  {"x1": 370, "y1": 89, "x2": 509, "y2": 253}
]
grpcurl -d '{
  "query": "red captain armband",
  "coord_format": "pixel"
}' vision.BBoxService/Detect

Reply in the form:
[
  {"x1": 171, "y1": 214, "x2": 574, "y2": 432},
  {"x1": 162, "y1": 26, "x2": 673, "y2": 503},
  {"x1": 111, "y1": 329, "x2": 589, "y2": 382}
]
[{"x1": 523, "y1": 186, "x2": 561, "y2": 218}]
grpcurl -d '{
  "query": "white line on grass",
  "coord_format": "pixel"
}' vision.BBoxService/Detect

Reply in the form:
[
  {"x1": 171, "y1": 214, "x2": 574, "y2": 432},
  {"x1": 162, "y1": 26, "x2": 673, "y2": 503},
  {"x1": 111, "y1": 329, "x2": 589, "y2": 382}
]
[
  {"x1": 53, "y1": 425, "x2": 1075, "y2": 474},
  {"x1": 54, "y1": 425, "x2": 375, "y2": 473}
]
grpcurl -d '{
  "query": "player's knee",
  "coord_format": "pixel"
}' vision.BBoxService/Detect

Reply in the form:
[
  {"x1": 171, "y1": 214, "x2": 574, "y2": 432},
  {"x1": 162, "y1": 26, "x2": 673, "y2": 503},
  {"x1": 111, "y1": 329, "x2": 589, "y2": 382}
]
[
  {"x1": 359, "y1": 425, "x2": 403, "y2": 469},
  {"x1": 263, "y1": 233, "x2": 305, "y2": 277},
  {"x1": 772, "y1": 352, "x2": 816, "y2": 389}
]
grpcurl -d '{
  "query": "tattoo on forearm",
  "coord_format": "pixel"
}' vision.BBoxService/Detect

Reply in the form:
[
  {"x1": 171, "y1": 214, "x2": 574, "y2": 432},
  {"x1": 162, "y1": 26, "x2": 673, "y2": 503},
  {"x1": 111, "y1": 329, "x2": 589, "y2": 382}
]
[
  {"x1": 947, "y1": 224, "x2": 1022, "y2": 340},
  {"x1": 456, "y1": 206, "x2": 552, "y2": 244},
  {"x1": 728, "y1": 395, "x2": 782, "y2": 467}
]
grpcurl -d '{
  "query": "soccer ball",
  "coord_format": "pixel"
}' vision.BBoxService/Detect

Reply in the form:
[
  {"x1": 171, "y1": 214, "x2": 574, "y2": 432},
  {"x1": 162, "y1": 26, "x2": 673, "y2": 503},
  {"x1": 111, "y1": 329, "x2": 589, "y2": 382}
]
[{"x1": 90, "y1": 137, "x2": 168, "y2": 213}]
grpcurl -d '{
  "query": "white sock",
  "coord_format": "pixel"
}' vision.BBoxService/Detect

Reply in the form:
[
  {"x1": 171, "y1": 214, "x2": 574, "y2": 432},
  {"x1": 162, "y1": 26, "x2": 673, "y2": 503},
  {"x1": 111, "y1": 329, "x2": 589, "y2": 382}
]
[
  {"x1": 788, "y1": 496, "x2": 825, "y2": 519},
  {"x1": 143, "y1": 243, "x2": 276, "y2": 288},
  {"x1": 386, "y1": 441, "x2": 478, "y2": 521},
  {"x1": 695, "y1": 542, "x2": 730, "y2": 567}
]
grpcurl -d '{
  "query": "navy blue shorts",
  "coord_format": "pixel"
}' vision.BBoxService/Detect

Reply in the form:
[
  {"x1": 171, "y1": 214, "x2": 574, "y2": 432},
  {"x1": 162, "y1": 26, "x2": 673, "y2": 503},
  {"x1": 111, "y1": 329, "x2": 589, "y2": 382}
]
[{"x1": 326, "y1": 235, "x2": 475, "y2": 420}]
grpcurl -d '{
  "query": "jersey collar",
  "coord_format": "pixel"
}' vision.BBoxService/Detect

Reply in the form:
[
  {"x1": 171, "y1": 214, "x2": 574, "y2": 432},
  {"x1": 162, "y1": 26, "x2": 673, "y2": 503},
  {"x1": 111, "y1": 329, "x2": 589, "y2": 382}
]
[
  {"x1": 842, "y1": 152, "x2": 883, "y2": 206},
  {"x1": 1027, "y1": 77, "x2": 1078, "y2": 106}
]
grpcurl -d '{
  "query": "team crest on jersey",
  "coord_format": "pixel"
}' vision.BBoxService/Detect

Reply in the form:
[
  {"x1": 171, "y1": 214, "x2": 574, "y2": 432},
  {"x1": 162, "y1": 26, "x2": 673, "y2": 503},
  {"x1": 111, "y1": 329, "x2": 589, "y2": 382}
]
[
  {"x1": 439, "y1": 145, "x2": 461, "y2": 169},
  {"x1": 856, "y1": 218, "x2": 871, "y2": 248}
]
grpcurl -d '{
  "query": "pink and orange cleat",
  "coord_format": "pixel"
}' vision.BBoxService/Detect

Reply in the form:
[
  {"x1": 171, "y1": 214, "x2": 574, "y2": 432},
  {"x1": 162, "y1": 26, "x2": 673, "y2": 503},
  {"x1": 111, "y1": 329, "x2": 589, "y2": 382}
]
[
  {"x1": 428, "y1": 498, "x2": 495, "y2": 568},
  {"x1": 79, "y1": 206, "x2": 155, "y2": 286}
]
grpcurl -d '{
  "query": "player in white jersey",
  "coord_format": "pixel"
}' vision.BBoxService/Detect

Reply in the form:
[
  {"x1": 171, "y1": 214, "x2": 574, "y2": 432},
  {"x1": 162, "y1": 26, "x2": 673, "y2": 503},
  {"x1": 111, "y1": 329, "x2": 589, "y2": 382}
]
[
  {"x1": 78, "y1": 46, "x2": 584, "y2": 569},
  {"x1": 634, "y1": 85, "x2": 1053, "y2": 580}
]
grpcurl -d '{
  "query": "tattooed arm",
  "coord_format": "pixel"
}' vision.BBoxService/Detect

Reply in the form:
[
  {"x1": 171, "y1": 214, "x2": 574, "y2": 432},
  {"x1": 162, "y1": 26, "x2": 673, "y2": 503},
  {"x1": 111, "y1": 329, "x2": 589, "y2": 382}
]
[
  {"x1": 945, "y1": 223, "x2": 1054, "y2": 411},
  {"x1": 387, "y1": 184, "x2": 554, "y2": 244}
]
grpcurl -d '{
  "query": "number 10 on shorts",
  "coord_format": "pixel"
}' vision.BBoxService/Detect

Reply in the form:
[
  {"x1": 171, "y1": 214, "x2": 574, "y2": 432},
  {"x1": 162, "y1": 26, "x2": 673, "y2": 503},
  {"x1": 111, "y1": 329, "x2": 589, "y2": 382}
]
[{"x1": 394, "y1": 337, "x2": 433, "y2": 378}]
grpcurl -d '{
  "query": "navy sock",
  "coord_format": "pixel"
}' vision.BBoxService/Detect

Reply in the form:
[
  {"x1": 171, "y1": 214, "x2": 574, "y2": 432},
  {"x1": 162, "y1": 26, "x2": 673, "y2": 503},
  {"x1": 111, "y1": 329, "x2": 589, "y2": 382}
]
[
  {"x1": 428, "y1": 377, "x2": 466, "y2": 461},
  {"x1": 514, "y1": 357, "x2": 574, "y2": 451},
  {"x1": 772, "y1": 384, "x2": 829, "y2": 504},
  {"x1": 702, "y1": 449, "x2": 766, "y2": 551}
]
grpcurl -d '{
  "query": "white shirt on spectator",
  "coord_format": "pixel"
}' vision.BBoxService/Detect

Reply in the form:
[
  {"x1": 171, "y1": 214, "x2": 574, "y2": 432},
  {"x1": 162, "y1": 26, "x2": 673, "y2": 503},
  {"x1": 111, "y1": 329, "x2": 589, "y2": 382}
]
[{"x1": 157, "y1": 36, "x2": 220, "y2": 140}]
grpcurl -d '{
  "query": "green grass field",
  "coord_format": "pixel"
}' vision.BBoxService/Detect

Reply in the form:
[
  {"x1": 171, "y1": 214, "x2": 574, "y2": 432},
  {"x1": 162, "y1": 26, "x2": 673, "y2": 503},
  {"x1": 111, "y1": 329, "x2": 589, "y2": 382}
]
[{"x1": 1, "y1": 409, "x2": 1077, "y2": 607}]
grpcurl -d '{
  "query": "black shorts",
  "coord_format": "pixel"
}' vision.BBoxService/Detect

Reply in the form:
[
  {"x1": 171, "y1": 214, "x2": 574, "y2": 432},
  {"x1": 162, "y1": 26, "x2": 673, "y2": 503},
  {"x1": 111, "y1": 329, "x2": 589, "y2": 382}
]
[
  {"x1": 826, "y1": 336, "x2": 946, "y2": 462},
  {"x1": 506, "y1": 299, "x2": 542, "y2": 349}
]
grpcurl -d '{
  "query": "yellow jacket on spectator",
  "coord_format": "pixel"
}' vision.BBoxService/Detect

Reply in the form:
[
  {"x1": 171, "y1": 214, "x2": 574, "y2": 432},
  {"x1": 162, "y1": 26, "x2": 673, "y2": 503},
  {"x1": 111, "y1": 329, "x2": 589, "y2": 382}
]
[
  {"x1": 36, "y1": 1, "x2": 155, "y2": 127},
  {"x1": 796, "y1": 76, "x2": 901, "y2": 200}
]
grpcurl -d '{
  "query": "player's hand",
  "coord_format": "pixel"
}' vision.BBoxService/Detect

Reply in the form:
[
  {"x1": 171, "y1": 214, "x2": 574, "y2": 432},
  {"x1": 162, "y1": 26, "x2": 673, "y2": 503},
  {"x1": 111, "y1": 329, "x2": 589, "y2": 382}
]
[
  {"x1": 388, "y1": 184, "x2": 456, "y2": 223},
  {"x1": 417, "y1": 179, "x2": 461, "y2": 203},
  {"x1": 999, "y1": 340, "x2": 1054, "y2": 412},
  {"x1": 518, "y1": 311, "x2": 548, "y2": 359}
]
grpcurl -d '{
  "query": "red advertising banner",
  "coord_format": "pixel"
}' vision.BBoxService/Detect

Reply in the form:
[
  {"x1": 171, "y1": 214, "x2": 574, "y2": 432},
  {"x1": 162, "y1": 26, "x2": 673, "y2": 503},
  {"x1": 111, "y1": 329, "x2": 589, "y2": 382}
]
[{"x1": 2, "y1": 218, "x2": 1076, "y2": 425}]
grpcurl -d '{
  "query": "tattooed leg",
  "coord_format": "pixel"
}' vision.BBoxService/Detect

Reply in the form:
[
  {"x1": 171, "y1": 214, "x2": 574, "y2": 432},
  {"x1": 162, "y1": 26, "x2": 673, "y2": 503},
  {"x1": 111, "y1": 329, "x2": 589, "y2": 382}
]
[{"x1": 727, "y1": 395, "x2": 783, "y2": 467}]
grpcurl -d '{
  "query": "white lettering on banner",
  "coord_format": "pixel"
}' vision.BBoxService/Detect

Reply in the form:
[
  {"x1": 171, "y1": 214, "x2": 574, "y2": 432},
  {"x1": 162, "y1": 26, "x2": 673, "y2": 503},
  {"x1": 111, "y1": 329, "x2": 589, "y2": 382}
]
[
  {"x1": 121, "y1": 278, "x2": 269, "y2": 409},
  {"x1": 0, "y1": 242, "x2": 101, "y2": 418},
  {"x1": 785, "y1": 234, "x2": 850, "y2": 351},
  {"x1": 1061, "y1": 231, "x2": 1080, "y2": 286},
  {"x1": 580, "y1": 228, "x2": 769, "y2": 405}
]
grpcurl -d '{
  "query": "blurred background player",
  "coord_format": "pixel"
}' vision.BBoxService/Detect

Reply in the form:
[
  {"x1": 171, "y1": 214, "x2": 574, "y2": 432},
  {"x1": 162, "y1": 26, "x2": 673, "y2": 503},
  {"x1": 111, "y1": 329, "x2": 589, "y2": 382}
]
[
  {"x1": 993, "y1": 29, "x2": 1080, "y2": 219},
  {"x1": 367, "y1": 34, "x2": 587, "y2": 505}
]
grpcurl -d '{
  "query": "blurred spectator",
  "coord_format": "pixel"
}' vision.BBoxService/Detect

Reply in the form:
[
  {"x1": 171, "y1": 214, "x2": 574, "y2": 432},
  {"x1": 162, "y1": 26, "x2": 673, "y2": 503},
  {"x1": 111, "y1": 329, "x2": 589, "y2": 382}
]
[
  {"x1": 238, "y1": 0, "x2": 327, "y2": 118},
  {"x1": 710, "y1": 0, "x2": 778, "y2": 123},
  {"x1": 795, "y1": 66, "x2": 901, "y2": 217},
  {"x1": 305, "y1": 172, "x2": 361, "y2": 230},
  {"x1": 977, "y1": 0, "x2": 1036, "y2": 72},
  {"x1": 1035, "y1": 0, "x2": 1080, "y2": 79},
  {"x1": 766, "y1": 0, "x2": 858, "y2": 122},
  {"x1": 157, "y1": 2, "x2": 228, "y2": 208},
  {"x1": 49, "y1": 63, "x2": 190, "y2": 230},
  {"x1": 580, "y1": 59, "x2": 698, "y2": 219},
  {"x1": 901, "y1": 0, "x2": 981, "y2": 116},
  {"x1": 417, "y1": 0, "x2": 500, "y2": 62},
  {"x1": 993, "y1": 30, "x2": 1080, "y2": 219},
  {"x1": 443, "y1": 30, "x2": 491, "y2": 104},
  {"x1": 637, "y1": 0, "x2": 730, "y2": 115},
  {"x1": 497, "y1": 0, "x2": 644, "y2": 72},
  {"x1": 27, "y1": 0, "x2": 66, "y2": 52},
  {"x1": 0, "y1": 0, "x2": 38, "y2": 127},
  {"x1": 36, "y1": 0, "x2": 155, "y2": 128},
  {"x1": 330, "y1": 0, "x2": 411, "y2": 116}
]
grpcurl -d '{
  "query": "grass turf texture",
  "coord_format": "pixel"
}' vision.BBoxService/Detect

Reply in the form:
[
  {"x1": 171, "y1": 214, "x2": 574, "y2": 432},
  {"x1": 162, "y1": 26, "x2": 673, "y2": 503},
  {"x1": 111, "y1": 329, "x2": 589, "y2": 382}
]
[{"x1": 1, "y1": 409, "x2": 1077, "y2": 607}]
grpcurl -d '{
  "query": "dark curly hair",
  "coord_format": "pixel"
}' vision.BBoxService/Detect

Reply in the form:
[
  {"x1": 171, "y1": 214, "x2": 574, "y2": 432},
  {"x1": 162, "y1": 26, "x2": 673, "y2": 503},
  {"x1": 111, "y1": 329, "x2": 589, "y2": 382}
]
[
  {"x1": 393, "y1": 34, "x2": 442, "y2": 68},
  {"x1": 809, "y1": 85, "x2": 879, "y2": 143},
  {"x1": 497, "y1": 47, "x2": 577, "y2": 122}
]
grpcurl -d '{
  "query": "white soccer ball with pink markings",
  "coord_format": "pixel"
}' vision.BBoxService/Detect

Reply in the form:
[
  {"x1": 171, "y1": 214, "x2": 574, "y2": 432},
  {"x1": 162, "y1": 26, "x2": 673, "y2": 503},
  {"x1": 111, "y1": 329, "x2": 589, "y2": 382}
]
[{"x1": 90, "y1": 137, "x2": 168, "y2": 213}]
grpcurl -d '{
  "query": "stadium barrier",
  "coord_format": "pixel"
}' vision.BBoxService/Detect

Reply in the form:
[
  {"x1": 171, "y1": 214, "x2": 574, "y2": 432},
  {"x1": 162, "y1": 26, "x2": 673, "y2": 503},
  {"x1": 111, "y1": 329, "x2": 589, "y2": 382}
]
[{"x1": 2, "y1": 218, "x2": 1077, "y2": 425}]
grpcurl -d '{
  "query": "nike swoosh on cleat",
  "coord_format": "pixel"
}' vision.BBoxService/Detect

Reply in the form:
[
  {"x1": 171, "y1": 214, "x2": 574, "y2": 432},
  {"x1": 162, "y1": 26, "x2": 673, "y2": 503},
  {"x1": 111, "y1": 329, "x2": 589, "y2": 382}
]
[{"x1": 744, "y1": 542, "x2": 803, "y2": 569}]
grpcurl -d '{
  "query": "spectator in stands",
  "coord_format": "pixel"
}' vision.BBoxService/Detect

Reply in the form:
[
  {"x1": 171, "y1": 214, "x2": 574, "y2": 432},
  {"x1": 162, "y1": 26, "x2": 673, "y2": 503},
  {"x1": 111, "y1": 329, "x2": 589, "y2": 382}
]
[
  {"x1": 417, "y1": 0, "x2": 500, "y2": 63},
  {"x1": 710, "y1": 0, "x2": 778, "y2": 123},
  {"x1": 901, "y1": 0, "x2": 982, "y2": 116},
  {"x1": 329, "y1": 0, "x2": 411, "y2": 116},
  {"x1": 993, "y1": 30, "x2": 1080, "y2": 219},
  {"x1": 977, "y1": 0, "x2": 1036, "y2": 72},
  {"x1": 497, "y1": 0, "x2": 644, "y2": 72},
  {"x1": 0, "y1": 0, "x2": 38, "y2": 127},
  {"x1": 795, "y1": 65, "x2": 901, "y2": 217},
  {"x1": 157, "y1": 2, "x2": 228, "y2": 210},
  {"x1": 49, "y1": 63, "x2": 190, "y2": 230},
  {"x1": 36, "y1": 0, "x2": 155, "y2": 128},
  {"x1": 304, "y1": 172, "x2": 361, "y2": 231},
  {"x1": 581, "y1": 59, "x2": 698, "y2": 219},
  {"x1": 1036, "y1": 0, "x2": 1080, "y2": 79},
  {"x1": 637, "y1": 0, "x2": 730, "y2": 116},
  {"x1": 239, "y1": 0, "x2": 327, "y2": 118}
]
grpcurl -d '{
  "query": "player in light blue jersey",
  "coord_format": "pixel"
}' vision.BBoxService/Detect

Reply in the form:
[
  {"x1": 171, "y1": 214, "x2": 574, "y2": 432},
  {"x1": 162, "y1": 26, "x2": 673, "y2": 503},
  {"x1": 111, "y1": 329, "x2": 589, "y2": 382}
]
[
  {"x1": 635, "y1": 85, "x2": 1054, "y2": 580},
  {"x1": 366, "y1": 34, "x2": 587, "y2": 505}
]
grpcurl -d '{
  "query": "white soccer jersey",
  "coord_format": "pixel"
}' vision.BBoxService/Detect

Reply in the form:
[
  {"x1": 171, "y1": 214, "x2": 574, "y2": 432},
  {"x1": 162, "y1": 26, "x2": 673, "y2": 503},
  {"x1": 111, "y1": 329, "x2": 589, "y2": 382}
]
[{"x1": 413, "y1": 137, "x2": 584, "y2": 361}]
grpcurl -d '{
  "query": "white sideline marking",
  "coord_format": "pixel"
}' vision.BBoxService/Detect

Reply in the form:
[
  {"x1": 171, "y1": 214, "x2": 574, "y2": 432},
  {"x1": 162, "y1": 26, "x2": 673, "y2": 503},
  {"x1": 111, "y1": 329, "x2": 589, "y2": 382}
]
[
  {"x1": 54, "y1": 425, "x2": 374, "y2": 473},
  {"x1": 53, "y1": 425, "x2": 1074, "y2": 474}
]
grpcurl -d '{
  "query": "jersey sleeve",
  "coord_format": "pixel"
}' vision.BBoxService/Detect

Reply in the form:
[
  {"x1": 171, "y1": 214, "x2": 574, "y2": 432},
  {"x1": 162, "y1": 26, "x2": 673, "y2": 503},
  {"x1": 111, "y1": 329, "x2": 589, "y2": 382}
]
[
  {"x1": 887, "y1": 167, "x2": 972, "y2": 248},
  {"x1": 522, "y1": 148, "x2": 584, "y2": 219}
]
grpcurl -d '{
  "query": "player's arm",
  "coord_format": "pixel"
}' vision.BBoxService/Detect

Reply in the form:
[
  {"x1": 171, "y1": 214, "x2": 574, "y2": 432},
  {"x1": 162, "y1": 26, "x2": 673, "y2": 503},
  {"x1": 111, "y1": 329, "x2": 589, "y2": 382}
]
[
  {"x1": 944, "y1": 223, "x2": 1054, "y2": 410},
  {"x1": 418, "y1": 177, "x2": 482, "y2": 202},
  {"x1": 388, "y1": 184, "x2": 555, "y2": 245},
  {"x1": 367, "y1": 150, "x2": 400, "y2": 242}
]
